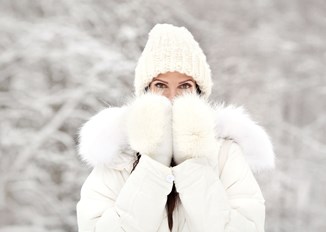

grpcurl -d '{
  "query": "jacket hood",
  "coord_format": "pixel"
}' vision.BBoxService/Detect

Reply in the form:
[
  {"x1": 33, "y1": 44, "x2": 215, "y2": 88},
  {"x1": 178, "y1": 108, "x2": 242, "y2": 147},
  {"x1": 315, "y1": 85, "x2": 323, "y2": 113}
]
[
  {"x1": 78, "y1": 103, "x2": 275, "y2": 172},
  {"x1": 213, "y1": 103, "x2": 275, "y2": 172}
]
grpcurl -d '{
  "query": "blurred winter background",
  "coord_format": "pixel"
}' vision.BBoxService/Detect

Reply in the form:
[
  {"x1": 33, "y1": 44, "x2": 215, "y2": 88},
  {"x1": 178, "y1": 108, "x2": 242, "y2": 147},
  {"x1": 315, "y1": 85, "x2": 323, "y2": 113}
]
[{"x1": 0, "y1": 0, "x2": 325, "y2": 231}]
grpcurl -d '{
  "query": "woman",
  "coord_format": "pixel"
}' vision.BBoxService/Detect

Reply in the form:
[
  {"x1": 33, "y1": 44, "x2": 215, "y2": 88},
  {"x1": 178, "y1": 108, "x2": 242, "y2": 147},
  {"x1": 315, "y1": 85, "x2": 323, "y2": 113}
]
[{"x1": 76, "y1": 24, "x2": 275, "y2": 232}]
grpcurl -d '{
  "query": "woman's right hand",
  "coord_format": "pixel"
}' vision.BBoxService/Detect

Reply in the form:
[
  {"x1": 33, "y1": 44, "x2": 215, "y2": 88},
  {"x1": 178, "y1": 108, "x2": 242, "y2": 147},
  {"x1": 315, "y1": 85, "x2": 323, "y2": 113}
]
[{"x1": 126, "y1": 93, "x2": 173, "y2": 166}]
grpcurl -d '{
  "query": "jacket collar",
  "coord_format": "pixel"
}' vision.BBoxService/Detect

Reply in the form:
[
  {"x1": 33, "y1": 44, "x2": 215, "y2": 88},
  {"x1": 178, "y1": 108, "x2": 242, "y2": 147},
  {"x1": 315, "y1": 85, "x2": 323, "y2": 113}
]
[{"x1": 78, "y1": 104, "x2": 275, "y2": 172}]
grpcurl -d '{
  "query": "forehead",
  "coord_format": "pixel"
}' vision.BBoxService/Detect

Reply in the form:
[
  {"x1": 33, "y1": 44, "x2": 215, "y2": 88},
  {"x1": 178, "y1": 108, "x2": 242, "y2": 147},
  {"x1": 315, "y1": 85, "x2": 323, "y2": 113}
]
[{"x1": 155, "y1": 71, "x2": 194, "y2": 82}]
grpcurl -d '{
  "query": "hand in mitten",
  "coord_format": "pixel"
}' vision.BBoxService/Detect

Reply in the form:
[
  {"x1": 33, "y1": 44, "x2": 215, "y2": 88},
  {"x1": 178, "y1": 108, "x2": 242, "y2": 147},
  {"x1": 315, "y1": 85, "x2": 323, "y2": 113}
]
[
  {"x1": 172, "y1": 94, "x2": 220, "y2": 165},
  {"x1": 126, "y1": 93, "x2": 173, "y2": 166}
]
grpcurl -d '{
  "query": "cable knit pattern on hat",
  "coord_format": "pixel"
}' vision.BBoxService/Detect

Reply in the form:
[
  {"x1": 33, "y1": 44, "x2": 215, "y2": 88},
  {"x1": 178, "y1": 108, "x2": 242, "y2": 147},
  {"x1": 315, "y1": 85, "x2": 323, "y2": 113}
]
[{"x1": 134, "y1": 24, "x2": 213, "y2": 99}]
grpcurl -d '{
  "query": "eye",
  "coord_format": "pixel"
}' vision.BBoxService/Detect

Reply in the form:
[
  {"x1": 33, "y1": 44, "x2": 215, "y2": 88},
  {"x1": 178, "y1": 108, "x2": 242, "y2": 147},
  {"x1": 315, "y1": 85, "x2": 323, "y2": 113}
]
[
  {"x1": 154, "y1": 82, "x2": 167, "y2": 88},
  {"x1": 179, "y1": 83, "x2": 193, "y2": 89}
]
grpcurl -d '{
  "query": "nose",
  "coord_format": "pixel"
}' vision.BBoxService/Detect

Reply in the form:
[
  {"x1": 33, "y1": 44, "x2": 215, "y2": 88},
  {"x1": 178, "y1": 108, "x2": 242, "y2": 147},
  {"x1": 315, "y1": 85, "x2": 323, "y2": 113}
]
[{"x1": 167, "y1": 88, "x2": 177, "y2": 101}]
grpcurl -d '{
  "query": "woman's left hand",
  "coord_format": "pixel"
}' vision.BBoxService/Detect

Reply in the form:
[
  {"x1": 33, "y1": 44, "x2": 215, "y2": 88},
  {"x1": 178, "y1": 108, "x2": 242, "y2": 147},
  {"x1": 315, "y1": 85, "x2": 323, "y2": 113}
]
[{"x1": 172, "y1": 94, "x2": 220, "y2": 165}]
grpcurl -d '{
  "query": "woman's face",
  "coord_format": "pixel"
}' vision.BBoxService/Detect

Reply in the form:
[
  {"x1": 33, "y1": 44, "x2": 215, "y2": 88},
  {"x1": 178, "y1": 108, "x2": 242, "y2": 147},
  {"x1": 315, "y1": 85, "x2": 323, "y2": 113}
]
[{"x1": 149, "y1": 71, "x2": 196, "y2": 100}]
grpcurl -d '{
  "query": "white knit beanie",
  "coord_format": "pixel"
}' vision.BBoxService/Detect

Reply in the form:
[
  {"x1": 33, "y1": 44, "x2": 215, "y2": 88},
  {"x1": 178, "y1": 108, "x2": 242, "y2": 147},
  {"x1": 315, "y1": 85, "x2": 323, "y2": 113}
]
[{"x1": 134, "y1": 24, "x2": 213, "y2": 99}]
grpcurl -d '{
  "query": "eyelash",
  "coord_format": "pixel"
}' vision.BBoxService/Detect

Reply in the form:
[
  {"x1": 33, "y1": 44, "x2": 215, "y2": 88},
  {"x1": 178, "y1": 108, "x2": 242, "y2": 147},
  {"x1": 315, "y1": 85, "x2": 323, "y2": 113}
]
[
  {"x1": 154, "y1": 82, "x2": 167, "y2": 88},
  {"x1": 179, "y1": 83, "x2": 192, "y2": 89},
  {"x1": 153, "y1": 82, "x2": 193, "y2": 89}
]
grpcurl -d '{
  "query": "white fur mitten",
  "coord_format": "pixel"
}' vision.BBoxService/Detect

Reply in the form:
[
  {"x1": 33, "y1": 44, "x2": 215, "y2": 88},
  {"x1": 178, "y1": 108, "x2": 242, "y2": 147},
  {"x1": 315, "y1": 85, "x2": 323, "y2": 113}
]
[
  {"x1": 172, "y1": 94, "x2": 220, "y2": 165},
  {"x1": 126, "y1": 93, "x2": 173, "y2": 166}
]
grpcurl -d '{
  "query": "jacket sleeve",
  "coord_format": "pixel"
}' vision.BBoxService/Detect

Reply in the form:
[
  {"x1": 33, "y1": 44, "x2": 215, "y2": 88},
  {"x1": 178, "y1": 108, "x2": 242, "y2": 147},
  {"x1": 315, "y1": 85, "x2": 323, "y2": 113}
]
[
  {"x1": 172, "y1": 142, "x2": 265, "y2": 232},
  {"x1": 76, "y1": 155, "x2": 174, "y2": 232}
]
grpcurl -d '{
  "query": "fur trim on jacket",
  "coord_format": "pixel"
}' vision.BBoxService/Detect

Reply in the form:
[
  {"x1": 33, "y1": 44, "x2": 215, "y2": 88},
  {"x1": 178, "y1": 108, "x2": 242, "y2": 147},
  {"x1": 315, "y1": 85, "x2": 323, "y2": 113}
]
[{"x1": 78, "y1": 100, "x2": 275, "y2": 172}]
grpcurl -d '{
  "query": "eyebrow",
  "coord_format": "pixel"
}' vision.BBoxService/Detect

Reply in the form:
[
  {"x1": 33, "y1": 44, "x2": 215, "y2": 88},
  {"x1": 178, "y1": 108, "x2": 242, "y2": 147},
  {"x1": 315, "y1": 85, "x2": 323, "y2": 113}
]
[
  {"x1": 179, "y1": 79, "x2": 195, "y2": 84},
  {"x1": 152, "y1": 78, "x2": 195, "y2": 84},
  {"x1": 152, "y1": 78, "x2": 168, "y2": 84}
]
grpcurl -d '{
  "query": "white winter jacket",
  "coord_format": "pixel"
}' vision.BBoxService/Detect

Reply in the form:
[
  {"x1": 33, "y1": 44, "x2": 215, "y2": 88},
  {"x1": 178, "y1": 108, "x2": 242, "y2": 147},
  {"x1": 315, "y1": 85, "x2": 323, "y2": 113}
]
[{"x1": 76, "y1": 97, "x2": 275, "y2": 232}]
